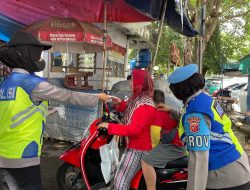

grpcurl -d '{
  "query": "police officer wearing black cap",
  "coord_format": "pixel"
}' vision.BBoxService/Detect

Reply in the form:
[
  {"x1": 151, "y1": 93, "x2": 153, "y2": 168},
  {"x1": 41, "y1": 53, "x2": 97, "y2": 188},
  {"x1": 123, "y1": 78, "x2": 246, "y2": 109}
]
[{"x1": 0, "y1": 31, "x2": 110, "y2": 189}]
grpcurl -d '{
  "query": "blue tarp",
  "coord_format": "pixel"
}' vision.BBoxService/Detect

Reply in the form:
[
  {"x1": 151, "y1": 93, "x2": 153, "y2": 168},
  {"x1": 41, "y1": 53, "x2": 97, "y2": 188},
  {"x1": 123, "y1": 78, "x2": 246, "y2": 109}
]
[
  {"x1": 0, "y1": 13, "x2": 25, "y2": 42},
  {"x1": 125, "y1": 0, "x2": 198, "y2": 37}
]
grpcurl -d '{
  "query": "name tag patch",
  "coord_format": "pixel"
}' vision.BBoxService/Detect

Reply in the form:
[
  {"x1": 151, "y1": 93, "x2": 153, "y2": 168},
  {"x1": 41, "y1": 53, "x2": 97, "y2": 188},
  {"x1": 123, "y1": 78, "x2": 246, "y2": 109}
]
[
  {"x1": 0, "y1": 87, "x2": 17, "y2": 100},
  {"x1": 214, "y1": 101, "x2": 224, "y2": 118}
]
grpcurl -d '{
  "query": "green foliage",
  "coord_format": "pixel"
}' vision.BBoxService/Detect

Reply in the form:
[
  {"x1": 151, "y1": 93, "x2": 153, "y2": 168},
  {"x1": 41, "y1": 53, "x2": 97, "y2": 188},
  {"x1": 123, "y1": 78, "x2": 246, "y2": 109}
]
[
  {"x1": 128, "y1": 23, "x2": 184, "y2": 76},
  {"x1": 220, "y1": 15, "x2": 250, "y2": 61},
  {"x1": 156, "y1": 26, "x2": 184, "y2": 70},
  {"x1": 151, "y1": 23, "x2": 184, "y2": 75},
  {"x1": 128, "y1": 0, "x2": 250, "y2": 76},
  {"x1": 187, "y1": 0, "x2": 250, "y2": 74},
  {"x1": 210, "y1": 0, "x2": 250, "y2": 69},
  {"x1": 128, "y1": 49, "x2": 137, "y2": 61},
  {"x1": 203, "y1": 25, "x2": 227, "y2": 75}
]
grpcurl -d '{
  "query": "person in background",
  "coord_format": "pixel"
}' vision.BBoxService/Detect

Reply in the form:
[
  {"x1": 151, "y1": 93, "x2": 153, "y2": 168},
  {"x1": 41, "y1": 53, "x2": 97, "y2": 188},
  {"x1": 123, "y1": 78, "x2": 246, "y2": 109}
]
[
  {"x1": 98, "y1": 69, "x2": 155, "y2": 190},
  {"x1": 141, "y1": 89, "x2": 186, "y2": 190},
  {"x1": 160, "y1": 64, "x2": 250, "y2": 190},
  {"x1": 0, "y1": 31, "x2": 110, "y2": 190}
]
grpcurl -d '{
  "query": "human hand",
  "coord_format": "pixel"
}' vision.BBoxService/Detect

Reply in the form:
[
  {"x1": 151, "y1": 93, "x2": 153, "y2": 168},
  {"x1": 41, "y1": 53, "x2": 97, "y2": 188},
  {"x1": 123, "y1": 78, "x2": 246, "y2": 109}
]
[
  {"x1": 97, "y1": 122, "x2": 109, "y2": 129},
  {"x1": 97, "y1": 93, "x2": 110, "y2": 102},
  {"x1": 157, "y1": 103, "x2": 171, "y2": 112},
  {"x1": 110, "y1": 96, "x2": 122, "y2": 104}
]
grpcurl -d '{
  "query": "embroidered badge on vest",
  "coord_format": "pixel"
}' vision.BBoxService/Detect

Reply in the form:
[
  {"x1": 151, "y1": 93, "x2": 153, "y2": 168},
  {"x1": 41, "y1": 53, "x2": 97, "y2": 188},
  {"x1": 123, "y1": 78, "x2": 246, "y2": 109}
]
[
  {"x1": 214, "y1": 101, "x2": 224, "y2": 118},
  {"x1": 188, "y1": 117, "x2": 200, "y2": 133},
  {"x1": 0, "y1": 87, "x2": 17, "y2": 100}
]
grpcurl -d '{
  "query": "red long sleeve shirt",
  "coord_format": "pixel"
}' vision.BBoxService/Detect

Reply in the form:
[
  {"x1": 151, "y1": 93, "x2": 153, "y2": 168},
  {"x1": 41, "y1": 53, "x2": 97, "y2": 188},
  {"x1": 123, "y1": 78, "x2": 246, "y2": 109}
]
[
  {"x1": 152, "y1": 110, "x2": 183, "y2": 147},
  {"x1": 108, "y1": 105, "x2": 155, "y2": 151}
]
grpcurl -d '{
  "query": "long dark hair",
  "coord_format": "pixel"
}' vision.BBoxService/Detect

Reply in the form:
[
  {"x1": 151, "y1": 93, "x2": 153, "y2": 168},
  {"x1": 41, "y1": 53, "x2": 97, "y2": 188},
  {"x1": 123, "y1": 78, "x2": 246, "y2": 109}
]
[{"x1": 169, "y1": 73, "x2": 205, "y2": 103}]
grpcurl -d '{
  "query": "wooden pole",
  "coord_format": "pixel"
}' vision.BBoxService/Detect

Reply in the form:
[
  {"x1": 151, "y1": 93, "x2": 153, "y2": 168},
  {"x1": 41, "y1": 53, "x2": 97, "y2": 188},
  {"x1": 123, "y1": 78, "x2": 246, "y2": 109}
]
[
  {"x1": 100, "y1": 0, "x2": 108, "y2": 116},
  {"x1": 198, "y1": 0, "x2": 206, "y2": 74},
  {"x1": 101, "y1": 0, "x2": 108, "y2": 92},
  {"x1": 150, "y1": 0, "x2": 168, "y2": 74}
]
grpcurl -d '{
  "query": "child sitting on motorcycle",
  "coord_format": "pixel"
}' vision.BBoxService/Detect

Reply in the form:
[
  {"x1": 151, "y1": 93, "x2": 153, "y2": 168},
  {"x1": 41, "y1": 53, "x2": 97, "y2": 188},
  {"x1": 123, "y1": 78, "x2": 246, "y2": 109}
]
[
  {"x1": 141, "y1": 89, "x2": 187, "y2": 190},
  {"x1": 98, "y1": 69, "x2": 155, "y2": 190}
]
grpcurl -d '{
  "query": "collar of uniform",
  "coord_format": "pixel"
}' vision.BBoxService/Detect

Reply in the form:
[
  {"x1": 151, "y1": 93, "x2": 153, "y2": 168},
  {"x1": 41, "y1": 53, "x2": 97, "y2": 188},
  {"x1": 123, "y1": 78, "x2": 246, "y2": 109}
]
[
  {"x1": 184, "y1": 90, "x2": 203, "y2": 107},
  {"x1": 12, "y1": 68, "x2": 30, "y2": 74}
]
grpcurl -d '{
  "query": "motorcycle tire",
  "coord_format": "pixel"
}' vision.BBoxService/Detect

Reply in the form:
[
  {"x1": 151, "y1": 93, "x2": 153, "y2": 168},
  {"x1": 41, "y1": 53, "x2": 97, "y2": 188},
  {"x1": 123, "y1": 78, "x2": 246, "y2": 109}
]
[
  {"x1": 57, "y1": 163, "x2": 107, "y2": 190},
  {"x1": 138, "y1": 175, "x2": 187, "y2": 190}
]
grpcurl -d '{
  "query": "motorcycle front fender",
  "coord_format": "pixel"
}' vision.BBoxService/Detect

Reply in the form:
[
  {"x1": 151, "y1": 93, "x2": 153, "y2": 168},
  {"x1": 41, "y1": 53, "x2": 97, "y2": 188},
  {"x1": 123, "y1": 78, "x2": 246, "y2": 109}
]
[
  {"x1": 130, "y1": 170, "x2": 143, "y2": 189},
  {"x1": 59, "y1": 148, "x2": 81, "y2": 168}
]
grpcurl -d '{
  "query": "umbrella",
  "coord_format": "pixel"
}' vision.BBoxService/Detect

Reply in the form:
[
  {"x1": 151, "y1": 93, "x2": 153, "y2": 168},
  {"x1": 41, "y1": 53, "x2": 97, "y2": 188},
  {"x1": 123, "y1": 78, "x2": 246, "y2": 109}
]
[{"x1": 22, "y1": 17, "x2": 112, "y2": 53}]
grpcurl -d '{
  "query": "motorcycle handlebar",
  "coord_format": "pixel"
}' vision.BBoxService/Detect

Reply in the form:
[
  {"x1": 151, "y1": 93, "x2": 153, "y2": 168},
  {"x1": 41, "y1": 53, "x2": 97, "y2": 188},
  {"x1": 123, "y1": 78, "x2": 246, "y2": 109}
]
[
  {"x1": 97, "y1": 127, "x2": 108, "y2": 135},
  {"x1": 104, "y1": 103, "x2": 110, "y2": 115}
]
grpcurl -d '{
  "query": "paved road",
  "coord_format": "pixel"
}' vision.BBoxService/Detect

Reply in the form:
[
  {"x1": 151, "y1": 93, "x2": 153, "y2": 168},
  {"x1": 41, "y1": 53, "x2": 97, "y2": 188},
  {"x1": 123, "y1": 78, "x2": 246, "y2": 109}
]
[
  {"x1": 41, "y1": 138, "x2": 250, "y2": 190},
  {"x1": 41, "y1": 139, "x2": 71, "y2": 190}
]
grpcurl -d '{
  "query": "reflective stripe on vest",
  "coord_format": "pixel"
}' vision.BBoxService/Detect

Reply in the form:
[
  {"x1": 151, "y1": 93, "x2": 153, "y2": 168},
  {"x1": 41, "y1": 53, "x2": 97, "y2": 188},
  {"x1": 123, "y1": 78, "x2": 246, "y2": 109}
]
[
  {"x1": 210, "y1": 131, "x2": 232, "y2": 144},
  {"x1": 11, "y1": 103, "x2": 47, "y2": 128}
]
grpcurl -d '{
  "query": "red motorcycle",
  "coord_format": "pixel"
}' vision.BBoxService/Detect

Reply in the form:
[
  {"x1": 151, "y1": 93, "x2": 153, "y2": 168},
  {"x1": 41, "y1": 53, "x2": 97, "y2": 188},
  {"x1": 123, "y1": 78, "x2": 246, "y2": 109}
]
[{"x1": 57, "y1": 105, "x2": 188, "y2": 190}]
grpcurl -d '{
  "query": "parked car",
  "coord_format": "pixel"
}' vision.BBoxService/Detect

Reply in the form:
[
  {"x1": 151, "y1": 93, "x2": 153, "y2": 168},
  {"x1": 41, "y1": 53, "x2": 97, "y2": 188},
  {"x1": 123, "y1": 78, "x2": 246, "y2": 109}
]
[
  {"x1": 205, "y1": 80, "x2": 222, "y2": 95},
  {"x1": 230, "y1": 83, "x2": 247, "y2": 99},
  {"x1": 232, "y1": 84, "x2": 248, "y2": 113},
  {"x1": 212, "y1": 83, "x2": 242, "y2": 97},
  {"x1": 238, "y1": 84, "x2": 248, "y2": 113},
  {"x1": 205, "y1": 78, "x2": 220, "y2": 91}
]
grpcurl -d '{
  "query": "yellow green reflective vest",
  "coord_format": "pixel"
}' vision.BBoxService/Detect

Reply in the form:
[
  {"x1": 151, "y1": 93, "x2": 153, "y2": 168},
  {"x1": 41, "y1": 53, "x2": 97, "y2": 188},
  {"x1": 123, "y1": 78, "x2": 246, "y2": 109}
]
[
  {"x1": 0, "y1": 72, "x2": 48, "y2": 159},
  {"x1": 178, "y1": 92, "x2": 243, "y2": 170}
]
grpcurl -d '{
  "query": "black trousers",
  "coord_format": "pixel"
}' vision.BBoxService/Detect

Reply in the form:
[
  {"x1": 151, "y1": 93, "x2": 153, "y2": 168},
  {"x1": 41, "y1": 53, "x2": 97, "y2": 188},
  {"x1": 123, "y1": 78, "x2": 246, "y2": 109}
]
[
  {"x1": 206, "y1": 181, "x2": 250, "y2": 190},
  {"x1": 0, "y1": 165, "x2": 42, "y2": 190}
]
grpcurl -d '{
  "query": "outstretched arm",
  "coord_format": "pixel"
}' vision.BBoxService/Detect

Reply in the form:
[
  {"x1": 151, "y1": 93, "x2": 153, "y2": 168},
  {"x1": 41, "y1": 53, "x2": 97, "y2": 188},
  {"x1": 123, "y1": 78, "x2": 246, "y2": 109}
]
[
  {"x1": 31, "y1": 81, "x2": 109, "y2": 107},
  {"x1": 157, "y1": 103, "x2": 181, "y2": 120},
  {"x1": 99, "y1": 105, "x2": 155, "y2": 137}
]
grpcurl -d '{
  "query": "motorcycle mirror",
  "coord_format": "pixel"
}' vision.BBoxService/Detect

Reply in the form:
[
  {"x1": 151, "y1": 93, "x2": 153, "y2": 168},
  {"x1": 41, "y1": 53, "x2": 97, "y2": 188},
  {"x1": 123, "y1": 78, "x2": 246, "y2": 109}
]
[{"x1": 97, "y1": 127, "x2": 108, "y2": 135}]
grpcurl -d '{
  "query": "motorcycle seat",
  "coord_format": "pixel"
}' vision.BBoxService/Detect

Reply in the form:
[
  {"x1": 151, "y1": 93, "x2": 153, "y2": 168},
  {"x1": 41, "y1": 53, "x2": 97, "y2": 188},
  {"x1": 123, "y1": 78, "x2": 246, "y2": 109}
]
[{"x1": 165, "y1": 156, "x2": 188, "y2": 168}]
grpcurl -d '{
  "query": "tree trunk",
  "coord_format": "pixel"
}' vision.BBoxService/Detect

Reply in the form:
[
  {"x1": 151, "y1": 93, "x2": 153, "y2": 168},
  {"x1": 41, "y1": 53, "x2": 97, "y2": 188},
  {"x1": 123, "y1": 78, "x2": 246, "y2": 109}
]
[
  {"x1": 185, "y1": 0, "x2": 222, "y2": 66},
  {"x1": 184, "y1": 37, "x2": 195, "y2": 64},
  {"x1": 184, "y1": 0, "x2": 201, "y2": 65}
]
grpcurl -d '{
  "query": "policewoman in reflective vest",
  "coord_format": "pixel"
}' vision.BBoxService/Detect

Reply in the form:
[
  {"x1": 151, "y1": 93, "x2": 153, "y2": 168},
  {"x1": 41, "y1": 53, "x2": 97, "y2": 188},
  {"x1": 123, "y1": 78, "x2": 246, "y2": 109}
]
[
  {"x1": 167, "y1": 64, "x2": 250, "y2": 190},
  {"x1": 0, "y1": 31, "x2": 110, "y2": 190}
]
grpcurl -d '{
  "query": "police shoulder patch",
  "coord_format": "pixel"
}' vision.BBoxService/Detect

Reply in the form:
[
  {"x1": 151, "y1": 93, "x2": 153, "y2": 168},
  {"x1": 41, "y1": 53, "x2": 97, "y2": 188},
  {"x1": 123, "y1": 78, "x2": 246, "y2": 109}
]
[
  {"x1": 188, "y1": 117, "x2": 200, "y2": 133},
  {"x1": 184, "y1": 113, "x2": 210, "y2": 151}
]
